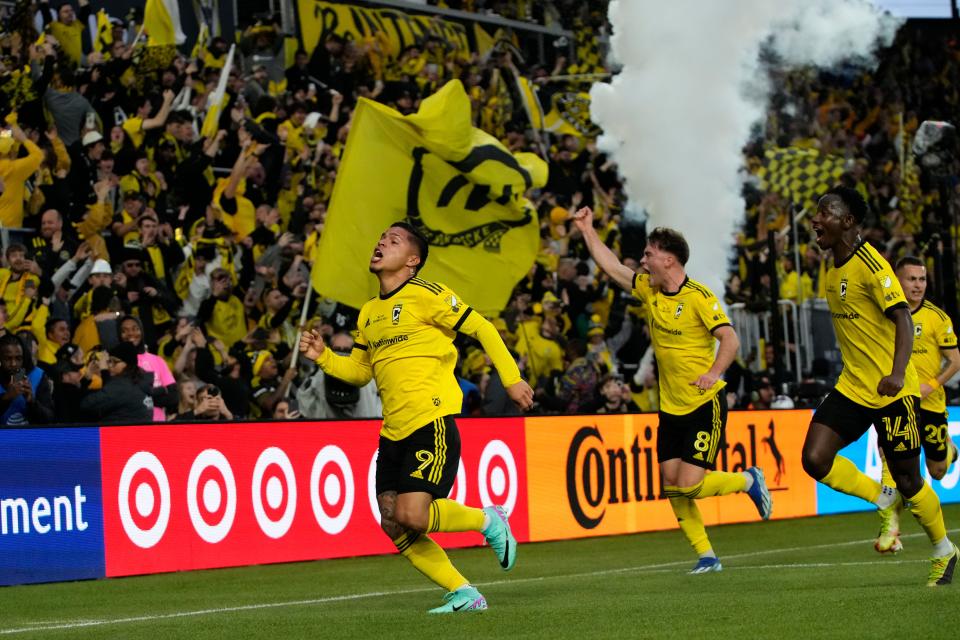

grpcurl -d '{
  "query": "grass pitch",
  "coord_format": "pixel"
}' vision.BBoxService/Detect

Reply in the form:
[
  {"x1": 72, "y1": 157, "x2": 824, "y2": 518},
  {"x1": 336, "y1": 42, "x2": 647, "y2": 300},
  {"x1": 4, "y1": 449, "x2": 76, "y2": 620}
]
[{"x1": 2, "y1": 505, "x2": 959, "y2": 639}]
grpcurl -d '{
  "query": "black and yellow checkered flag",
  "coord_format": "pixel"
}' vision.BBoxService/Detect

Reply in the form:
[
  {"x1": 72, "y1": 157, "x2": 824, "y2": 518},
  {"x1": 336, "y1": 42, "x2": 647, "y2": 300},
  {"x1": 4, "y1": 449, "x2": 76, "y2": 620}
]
[
  {"x1": 755, "y1": 147, "x2": 847, "y2": 209},
  {"x1": 573, "y1": 19, "x2": 604, "y2": 75}
]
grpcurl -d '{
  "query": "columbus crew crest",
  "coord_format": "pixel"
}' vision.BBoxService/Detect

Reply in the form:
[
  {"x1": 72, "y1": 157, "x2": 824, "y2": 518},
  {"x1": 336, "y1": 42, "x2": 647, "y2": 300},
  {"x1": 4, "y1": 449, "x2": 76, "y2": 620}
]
[{"x1": 839, "y1": 279, "x2": 848, "y2": 301}]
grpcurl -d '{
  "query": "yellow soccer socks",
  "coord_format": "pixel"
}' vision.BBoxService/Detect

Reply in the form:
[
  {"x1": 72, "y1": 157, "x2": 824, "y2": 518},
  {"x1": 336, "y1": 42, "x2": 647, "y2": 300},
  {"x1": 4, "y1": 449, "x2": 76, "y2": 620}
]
[
  {"x1": 427, "y1": 499, "x2": 486, "y2": 534},
  {"x1": 821, "y1": 456, "x2": 888, "y2": 505},
  {"x1": 695, "y1": 471, "x2": 748, "y2": 497},
  {"x1": 880, "y1": 455, "x2": 896, "y2": 492},
  {"x1": 665, "y1": 487, "x2": 713, "y2": 556},
  {"x1": 393, "y1": 531, "x2": 468, "y2": 592},
  {"x1": 905, "y1": 482, "x2": 953, "y2": 556}
]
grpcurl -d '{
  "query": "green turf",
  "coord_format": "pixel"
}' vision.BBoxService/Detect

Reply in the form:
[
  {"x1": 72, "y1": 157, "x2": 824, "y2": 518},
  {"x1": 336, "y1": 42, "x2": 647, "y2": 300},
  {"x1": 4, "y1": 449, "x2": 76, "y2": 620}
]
[{"x1": 2, "y1": 505, "x2": 959, "y2": 639}]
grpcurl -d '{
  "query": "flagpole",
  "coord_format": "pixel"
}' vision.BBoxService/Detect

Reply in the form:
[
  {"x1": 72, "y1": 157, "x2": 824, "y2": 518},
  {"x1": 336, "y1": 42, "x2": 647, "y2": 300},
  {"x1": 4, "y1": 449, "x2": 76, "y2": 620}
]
[
  {"x1": 289, "y1": 281, "x2": 315, "y2": 398},
  {"x1": 898, "y1": 111, "x2": 906, "y2": 183},
  {"x1": 542, "y1": 73, "x2": 611, "y2": 83},
  {"x1": 133, "y1": 20, "x2": 147, "y2": 47},
  {"x1": 512, "y1": 74, "x2": 548, "y2": 162}
]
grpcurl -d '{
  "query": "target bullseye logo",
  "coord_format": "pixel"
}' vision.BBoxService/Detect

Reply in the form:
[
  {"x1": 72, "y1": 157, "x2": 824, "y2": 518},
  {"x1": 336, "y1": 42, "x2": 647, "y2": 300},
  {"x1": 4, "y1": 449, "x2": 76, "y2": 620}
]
[
  {"x1": 251, "y1": 447, "x2": 297, "y2": 539},
  {"x1": 478, "y1": 440, "x2": 518, "y2": 515},
  {"x1": 310, "y1": 446, "x2": 354, "y2": 534},
  {"x1": 187, "y1": 449, "x2": 237, "y2": 544},
  {"x1": 118, "y1": 451, "x2": 171, "y2": 549}
]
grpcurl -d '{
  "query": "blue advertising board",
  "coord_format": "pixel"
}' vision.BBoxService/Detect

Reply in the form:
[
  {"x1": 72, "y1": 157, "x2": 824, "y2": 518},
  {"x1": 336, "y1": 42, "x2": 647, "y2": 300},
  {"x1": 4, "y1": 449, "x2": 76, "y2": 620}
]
[
  {"x1": 816, "y1": 407, "x2": 960, "y2": 515},
  {"x1": 0, "y1": 428, "x2": 105, "y2": 586}
]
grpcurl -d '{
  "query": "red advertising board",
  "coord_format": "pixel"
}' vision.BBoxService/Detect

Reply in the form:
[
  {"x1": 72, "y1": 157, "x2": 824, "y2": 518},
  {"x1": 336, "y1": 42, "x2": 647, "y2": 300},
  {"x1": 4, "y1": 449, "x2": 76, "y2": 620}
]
[{"x1": 100, "y1": 418, "x2": 528, "y2": 577}]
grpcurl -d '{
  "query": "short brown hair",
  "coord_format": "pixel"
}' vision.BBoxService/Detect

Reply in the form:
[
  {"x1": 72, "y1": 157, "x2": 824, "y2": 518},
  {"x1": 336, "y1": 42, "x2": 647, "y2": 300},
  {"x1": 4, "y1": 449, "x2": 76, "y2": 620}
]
[{"x1": 647, "y1": 227, "x2": 689, "y2": 265}]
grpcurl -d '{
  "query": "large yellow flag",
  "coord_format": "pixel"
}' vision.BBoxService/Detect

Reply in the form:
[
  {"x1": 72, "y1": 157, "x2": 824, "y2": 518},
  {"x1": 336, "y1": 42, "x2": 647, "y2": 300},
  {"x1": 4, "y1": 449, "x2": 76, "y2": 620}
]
[
  {"x1": 143, "y1": 0, "x2": 185, "y2": 47},
  {"x1": 312, "y1": 80, "x2": 547, "y2": 315}
]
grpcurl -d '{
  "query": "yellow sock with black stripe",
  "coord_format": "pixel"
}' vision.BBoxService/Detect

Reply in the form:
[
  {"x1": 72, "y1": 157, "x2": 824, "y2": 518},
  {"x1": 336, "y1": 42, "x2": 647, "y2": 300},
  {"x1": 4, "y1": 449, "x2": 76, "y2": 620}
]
[
  {"x1": 665, "y1": 486, "x2": 713, "y2": 556},
  {"x1": 880, "y1": 455, "x2": 896, "y2": 491},
  {"x1": 905, "y1": 482, "x2": 952, "y2": 555},
  {"x1": 821, "y1": 456, "x2": 884, "y2": 504},
  {"x1": 427, "y1": 499, "x2": 486, "y2": 534},
  {"x1": 393, "y1": 531, "x2": 469, "y2": 592}
]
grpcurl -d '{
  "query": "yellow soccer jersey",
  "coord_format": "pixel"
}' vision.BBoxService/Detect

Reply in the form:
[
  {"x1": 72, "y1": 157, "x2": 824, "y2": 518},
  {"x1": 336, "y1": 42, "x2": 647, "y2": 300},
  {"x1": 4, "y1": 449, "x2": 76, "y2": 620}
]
[
  {"x1": 911, "y1": 300, "x2": 958, "y2": 413},
  {"x1": 631, "y1": 274, "x2": 730, "y2": 415},
  {"x1": 825, "y1": 241, "x2": 919, "y2": 408},
  {"x1": 318, "y1": 277, "x2": 521, "y2": 441}
]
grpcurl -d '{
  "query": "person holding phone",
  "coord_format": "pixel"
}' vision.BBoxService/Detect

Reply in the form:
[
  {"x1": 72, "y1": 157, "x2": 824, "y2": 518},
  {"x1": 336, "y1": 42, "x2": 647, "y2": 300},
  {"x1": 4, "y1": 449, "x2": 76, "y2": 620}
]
[
  {"x1": 0, "y1": 333, "x2": 54, "y2": 425},
  {"x1": 177, "y1": 383, "x2": 232, "y2": 421}
]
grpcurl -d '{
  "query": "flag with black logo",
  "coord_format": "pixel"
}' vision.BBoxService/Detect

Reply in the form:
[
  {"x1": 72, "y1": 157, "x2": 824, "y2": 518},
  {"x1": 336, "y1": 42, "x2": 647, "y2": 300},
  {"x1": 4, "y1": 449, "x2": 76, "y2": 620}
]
[{"x1": 311, "y1": 80, "x2": 548, "y2": 314}]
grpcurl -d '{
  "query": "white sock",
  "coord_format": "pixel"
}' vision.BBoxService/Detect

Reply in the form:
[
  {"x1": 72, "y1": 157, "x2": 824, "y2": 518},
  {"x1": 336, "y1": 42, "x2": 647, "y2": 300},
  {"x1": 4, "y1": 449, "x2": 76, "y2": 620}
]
[
  {"x1": 875, "y1": 485, "x2": 897, "y2": 509},
  {"x1": 933, "y1": 537, "x2": 954, "y2": 558},
  {"x1": 742, "y1": 471, "x2": 755, "y2": 492},
  {"x1": 481, "y1": 511, "x2": 491, "y2": 532},
  {"x1": 699, "y1": 549, "x2": 717, "y2": 559}
]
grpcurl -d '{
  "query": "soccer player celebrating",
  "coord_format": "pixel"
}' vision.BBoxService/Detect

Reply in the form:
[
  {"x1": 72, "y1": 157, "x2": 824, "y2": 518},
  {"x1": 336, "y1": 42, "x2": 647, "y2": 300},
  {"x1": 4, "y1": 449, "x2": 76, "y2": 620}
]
[
  {"x1": 572, "y1": 207, "x2": 772, "y2": 574},
  {"x1": 803, "y1": 187, "x2": 957, "y2": 586},
  {"x1": 300, "y1": 222, "x2": 534, "y2": 613},
  {"x1": 874, "y1": 256, "x2": 960, "y2": 554}
]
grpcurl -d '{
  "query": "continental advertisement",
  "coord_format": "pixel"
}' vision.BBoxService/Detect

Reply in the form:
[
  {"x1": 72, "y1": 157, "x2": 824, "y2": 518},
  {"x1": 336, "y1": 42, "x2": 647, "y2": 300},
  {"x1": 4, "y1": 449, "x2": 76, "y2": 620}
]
[
  {"x1": 524, "y1": 411, "x2": 816, "y2": 541},
  {"x1": 2, "y1": 410, "x2": 959, "y2": 586}
]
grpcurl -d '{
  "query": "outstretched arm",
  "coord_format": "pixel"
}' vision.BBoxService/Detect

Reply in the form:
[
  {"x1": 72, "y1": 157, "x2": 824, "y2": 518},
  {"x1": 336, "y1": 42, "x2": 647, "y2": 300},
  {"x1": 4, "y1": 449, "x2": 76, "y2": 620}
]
[{"x1": 571, "y1": 207, "x2": 635, "y2": 291}]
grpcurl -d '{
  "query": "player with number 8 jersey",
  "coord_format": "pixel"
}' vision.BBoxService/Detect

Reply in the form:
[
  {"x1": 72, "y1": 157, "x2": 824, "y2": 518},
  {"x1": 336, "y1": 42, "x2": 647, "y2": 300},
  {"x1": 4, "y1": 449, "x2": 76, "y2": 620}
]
[{"x1": 573, "y1": 207, "x2": 772, "y2": 575}]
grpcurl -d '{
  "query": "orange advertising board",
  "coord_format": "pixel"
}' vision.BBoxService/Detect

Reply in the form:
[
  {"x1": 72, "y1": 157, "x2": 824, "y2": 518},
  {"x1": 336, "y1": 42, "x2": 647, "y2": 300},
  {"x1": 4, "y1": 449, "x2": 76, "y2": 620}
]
[{"x1": 524, "y1": 410, "x2": 817, "y2": 542}]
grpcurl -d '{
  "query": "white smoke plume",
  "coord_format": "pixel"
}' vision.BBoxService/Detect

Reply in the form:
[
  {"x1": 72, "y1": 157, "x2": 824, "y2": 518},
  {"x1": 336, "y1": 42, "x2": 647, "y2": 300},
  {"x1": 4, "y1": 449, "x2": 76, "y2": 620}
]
[{"x1": 590, "y1": 0, "x2": 900, "y2": 297}]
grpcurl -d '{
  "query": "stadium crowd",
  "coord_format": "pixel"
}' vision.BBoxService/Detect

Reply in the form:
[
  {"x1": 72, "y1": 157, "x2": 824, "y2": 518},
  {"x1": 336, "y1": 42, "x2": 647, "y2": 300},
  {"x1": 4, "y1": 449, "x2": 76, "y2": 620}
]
[
  {"x1": 735, "y1": 24, "x2": 960, "y2": 313},
  {"x1": 0, "y1": 0, "x2": 954, "y2": 426}
]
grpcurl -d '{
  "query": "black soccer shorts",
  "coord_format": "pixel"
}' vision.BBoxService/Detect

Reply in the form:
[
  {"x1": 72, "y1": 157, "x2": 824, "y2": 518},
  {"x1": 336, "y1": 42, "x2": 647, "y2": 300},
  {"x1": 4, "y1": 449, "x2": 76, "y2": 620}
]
[
  {"x1": 813, "y1": 389, "x2": 921, "y2": 460},
  {"x1": 657, "y1": 393, "x2": 727, "y2": 470},
  {"x1": 376, "y1": 415, "x2": 460, "y2": 498},
  {"x1": 919, "y1": 408, "x2": 951, "y2": 463}
]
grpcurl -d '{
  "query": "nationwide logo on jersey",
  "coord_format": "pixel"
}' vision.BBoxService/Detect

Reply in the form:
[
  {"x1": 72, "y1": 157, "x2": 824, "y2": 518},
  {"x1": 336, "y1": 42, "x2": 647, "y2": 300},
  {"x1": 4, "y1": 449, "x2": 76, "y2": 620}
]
[
  {"x1": 915, "y1": 323, "x2": 923, "y2": 337},
  {"x1": 674, "y1": 302, "x2": 684, "y2": 319},
  {"x1": 839, "y1": 279, "x2": 848, "y2": 301},
  {"x1": 392, "y1": 304, "x2": 403, "y2": 325}
]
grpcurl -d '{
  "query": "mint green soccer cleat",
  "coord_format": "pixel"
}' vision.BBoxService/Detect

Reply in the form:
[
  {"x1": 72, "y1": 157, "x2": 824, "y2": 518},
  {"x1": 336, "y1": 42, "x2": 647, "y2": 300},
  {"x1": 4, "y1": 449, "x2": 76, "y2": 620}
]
[
  {"x1": 482, "y1": 505, "x2": 517, "y2": 571},
  {"x1": 427, "y1": 585, "x2": 488, "y2": 614}
]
